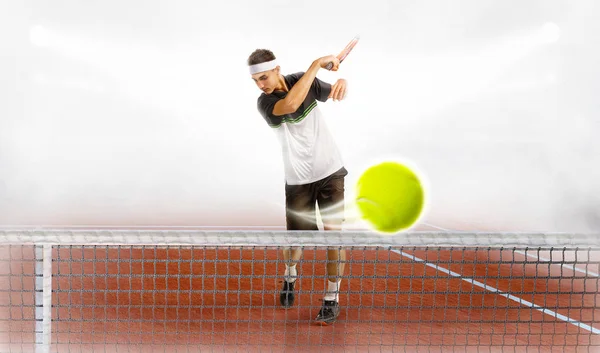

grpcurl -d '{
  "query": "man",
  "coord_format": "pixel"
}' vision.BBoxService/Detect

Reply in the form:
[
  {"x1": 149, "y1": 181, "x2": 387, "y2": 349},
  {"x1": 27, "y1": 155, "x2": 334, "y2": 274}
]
[{"x1": 248, "y1": 48, "x2": 349, "y2": 325}]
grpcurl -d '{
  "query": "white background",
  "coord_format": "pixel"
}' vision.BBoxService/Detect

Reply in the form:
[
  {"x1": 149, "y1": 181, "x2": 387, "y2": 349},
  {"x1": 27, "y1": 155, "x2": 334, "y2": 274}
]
[{"x1": 1, "y1": 0, "x2": 599, "y2": 231}]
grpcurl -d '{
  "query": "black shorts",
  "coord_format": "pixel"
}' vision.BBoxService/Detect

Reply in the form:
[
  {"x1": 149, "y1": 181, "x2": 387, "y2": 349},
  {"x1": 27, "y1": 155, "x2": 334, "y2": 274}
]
[{"x1": 285, "y1": 167, "x2": 348, "y2": 231}]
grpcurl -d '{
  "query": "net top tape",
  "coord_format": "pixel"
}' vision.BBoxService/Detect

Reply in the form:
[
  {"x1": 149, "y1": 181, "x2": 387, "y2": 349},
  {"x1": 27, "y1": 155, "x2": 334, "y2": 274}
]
[{"x1": 1, "y1": 228, "x2": 599, "y2": 247}]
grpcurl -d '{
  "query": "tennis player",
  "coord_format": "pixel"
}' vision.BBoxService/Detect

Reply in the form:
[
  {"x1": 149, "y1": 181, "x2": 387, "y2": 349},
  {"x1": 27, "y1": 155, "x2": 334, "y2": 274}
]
[{"x1": 248, "y1": 48, "x2": 348, "y2": 325}]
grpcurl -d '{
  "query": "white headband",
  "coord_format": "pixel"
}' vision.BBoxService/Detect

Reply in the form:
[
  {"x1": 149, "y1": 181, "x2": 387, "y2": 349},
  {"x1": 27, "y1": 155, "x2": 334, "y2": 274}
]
[{"x1": 249, "y1": 59, "x2": 278, "y2": 75}]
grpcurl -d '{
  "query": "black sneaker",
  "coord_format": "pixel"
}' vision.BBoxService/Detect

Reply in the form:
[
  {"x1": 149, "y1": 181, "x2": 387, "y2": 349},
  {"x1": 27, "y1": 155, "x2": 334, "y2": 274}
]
[
  {"x1": 314, "y1": 300, "x2": 340, "y2": 325},
  {"x1": 280, "y1": 280, "x2": 295, "y2": 308}
]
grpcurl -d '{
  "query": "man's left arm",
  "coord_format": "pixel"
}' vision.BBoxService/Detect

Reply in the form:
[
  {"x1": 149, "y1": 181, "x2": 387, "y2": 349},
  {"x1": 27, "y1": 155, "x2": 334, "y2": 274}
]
[
  {"x1": 312, "y1": 78, "x2": 348, "y2": 102},
  {"x1": 328, "y1": 79, "x2": 347, "y2": 102}
]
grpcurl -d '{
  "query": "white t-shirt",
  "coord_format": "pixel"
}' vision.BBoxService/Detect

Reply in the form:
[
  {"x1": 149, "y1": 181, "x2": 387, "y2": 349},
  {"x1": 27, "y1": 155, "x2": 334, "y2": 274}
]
[{"x1": 257, "y1": 72, "x2": 344, "y2": 185}]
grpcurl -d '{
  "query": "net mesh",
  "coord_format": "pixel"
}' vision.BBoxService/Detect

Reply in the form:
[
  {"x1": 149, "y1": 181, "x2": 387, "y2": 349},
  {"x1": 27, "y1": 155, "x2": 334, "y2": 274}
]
[{"x1": 1, "y1": 228, "x2": 599, "y2": 352}]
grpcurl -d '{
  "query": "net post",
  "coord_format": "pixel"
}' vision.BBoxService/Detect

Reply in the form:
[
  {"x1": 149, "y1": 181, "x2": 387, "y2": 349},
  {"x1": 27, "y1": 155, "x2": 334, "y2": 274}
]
[{"x1": 35, "y1": 244, "x2": 52, "y2": 353}]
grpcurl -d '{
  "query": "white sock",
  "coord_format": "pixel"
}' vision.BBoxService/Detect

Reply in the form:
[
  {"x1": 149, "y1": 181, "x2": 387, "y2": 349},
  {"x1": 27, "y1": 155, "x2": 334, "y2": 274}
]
[
  {"x1": 324, "y1": 279, "x2": 342, "y2": 302},
  {"x1": 284, "y1": 264, "x2": 297, "y2": 283}
]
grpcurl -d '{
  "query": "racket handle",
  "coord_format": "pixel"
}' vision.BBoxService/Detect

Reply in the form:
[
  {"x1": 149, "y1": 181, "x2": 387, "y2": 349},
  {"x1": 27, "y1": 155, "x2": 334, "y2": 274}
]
[{"x1": 325, "y1": 62, "x2": 333, "y2": 70}]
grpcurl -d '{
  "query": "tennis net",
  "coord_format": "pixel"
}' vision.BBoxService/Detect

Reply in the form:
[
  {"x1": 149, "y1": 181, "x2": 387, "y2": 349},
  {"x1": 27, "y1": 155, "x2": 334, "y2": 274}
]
[{"x1": 1, "y1": 228, "x2": 599, "y2": 352}]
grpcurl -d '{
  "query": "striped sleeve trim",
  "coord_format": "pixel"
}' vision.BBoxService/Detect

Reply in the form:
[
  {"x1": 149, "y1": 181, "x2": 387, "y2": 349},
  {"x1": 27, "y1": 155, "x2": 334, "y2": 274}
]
[{"x1": 269, "y1": 101, "x2": 318, "y2": 128}]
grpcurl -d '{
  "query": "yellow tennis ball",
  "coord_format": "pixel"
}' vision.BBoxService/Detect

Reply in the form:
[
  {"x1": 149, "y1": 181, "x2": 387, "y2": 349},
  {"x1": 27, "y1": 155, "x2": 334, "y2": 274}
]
[{"x1": 355, "y1": 161, "x2": 425, "y2": 233}]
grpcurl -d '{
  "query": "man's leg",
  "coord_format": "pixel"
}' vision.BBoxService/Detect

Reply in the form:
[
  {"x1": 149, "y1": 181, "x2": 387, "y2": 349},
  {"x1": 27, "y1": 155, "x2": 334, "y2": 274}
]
[
  {"x1": 281, "y1": 182, "x2": 318, "y2": 308},
  {"x1": 282, "y1": 248, "x2": 303, "y2": 267},
  {"x1": 282, "y1": 247, "x2": 302, "y2": 293},
  {"x1": 315, "y1": 168, "x2": 348, "y2": 324}
]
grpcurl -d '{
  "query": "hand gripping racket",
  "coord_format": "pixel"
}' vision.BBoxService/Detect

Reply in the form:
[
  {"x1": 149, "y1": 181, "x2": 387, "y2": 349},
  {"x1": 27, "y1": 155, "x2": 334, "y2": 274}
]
[{"x1": 325, "y1": 35, "x2": 360, "y2": 70}]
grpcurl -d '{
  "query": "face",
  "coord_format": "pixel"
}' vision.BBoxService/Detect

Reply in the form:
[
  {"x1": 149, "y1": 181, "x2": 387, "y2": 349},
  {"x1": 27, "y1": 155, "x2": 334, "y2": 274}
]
[{"x1": 251, "y1": 67, "x2": 280, "y2": 94}]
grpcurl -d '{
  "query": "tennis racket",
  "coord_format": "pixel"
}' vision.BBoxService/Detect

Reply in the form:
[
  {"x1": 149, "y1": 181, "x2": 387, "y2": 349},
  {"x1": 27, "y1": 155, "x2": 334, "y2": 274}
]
[{"x1": 325, "y1": 35, "x2": 360, "y2": 70}]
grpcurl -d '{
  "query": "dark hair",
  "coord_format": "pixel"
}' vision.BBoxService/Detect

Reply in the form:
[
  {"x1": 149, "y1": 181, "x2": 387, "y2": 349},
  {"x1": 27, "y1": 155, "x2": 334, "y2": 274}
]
[{"x1": 247, "y1": 49, "x2": 276, "y2": 66}]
